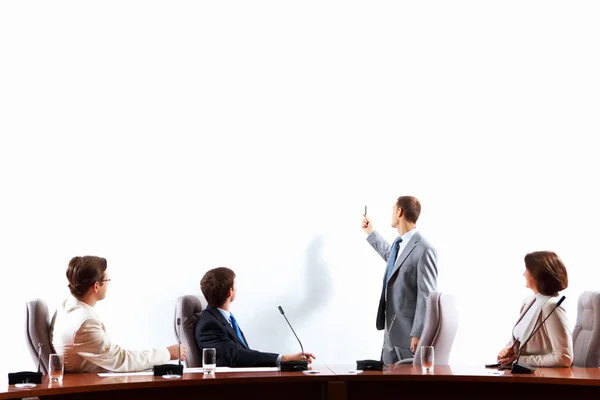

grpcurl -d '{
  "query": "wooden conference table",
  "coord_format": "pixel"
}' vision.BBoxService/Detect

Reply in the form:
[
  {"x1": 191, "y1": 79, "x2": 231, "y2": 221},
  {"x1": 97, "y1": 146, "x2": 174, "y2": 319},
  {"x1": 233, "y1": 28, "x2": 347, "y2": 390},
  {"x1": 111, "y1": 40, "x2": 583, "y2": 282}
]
[{"x1": 3, "y1": 364, "x2": 600, "y2": 400}]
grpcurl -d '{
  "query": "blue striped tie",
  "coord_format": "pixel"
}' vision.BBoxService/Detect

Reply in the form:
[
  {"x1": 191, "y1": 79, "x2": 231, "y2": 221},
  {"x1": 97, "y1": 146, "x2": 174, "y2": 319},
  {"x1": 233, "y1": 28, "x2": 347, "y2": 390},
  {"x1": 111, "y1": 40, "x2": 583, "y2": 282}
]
[
  {"x1": 229, "y1": 313, "x2": 248, "y2": 348},
  {"x1": 385, "y1": 237, "x2": 403, "y2": 283}
]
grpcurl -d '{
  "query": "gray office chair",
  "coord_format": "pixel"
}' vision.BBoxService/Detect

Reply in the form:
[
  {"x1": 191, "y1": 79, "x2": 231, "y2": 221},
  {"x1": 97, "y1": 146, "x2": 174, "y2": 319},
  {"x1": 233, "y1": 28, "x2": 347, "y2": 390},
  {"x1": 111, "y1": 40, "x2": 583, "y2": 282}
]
[
  {"x1": 25, "y1": 299, "x2": 56, "y2": 374},
  {"x1": 573, "y1": 291, "x2": 600, "y2": 367},
  {"x1": 397, "y1": 292, "x2": 459, "y2": 366},
  {"x1": 174, "y1": 295, "x2": 207, "y2": 367}
]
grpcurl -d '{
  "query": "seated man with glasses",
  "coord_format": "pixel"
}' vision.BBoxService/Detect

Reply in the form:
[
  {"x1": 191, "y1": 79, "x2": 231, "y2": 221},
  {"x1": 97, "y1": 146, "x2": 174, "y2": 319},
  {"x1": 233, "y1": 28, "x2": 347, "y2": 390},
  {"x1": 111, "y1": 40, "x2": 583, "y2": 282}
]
[{"x1": 50, "y1": 256, "x2": 187, "y2": 372}]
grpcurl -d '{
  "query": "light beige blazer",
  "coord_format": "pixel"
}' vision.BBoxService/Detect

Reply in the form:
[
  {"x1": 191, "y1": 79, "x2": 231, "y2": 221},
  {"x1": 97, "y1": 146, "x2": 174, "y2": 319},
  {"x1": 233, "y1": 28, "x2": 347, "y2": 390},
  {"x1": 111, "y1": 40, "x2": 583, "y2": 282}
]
[
  {"x1": 510, "y1": 294, "x2": 573, "y2": 367},
  {"x1": 50, "y1": 296, "x2": 170, "y2": 373}
]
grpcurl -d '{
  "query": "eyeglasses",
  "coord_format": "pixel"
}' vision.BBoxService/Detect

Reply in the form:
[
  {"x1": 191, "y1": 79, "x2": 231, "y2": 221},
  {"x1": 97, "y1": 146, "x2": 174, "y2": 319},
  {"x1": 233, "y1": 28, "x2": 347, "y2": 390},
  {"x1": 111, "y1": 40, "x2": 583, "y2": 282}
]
[{"x1": 99, "y1": 279, "x2": 111, "y2": 283}]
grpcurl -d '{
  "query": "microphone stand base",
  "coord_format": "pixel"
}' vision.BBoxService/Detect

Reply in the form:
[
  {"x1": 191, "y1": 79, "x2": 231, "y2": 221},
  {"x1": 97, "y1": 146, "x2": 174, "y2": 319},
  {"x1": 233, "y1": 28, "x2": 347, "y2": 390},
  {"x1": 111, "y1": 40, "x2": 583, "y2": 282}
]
[
  {"x1": 153, "y1": 364, "x2": 184, "y2": 376},
  {"x1": 511, "y1": 362, "x2": 535, "y2": 374},
  {"x1": 8, "y1": 371, "x2": 43, "y2": 385},
  {"x1": 280, "y1": 360, "x2": 308, "y2": 372},
  {"x1": 356, "y1": 360, "x2": 385, "y2": 371}
]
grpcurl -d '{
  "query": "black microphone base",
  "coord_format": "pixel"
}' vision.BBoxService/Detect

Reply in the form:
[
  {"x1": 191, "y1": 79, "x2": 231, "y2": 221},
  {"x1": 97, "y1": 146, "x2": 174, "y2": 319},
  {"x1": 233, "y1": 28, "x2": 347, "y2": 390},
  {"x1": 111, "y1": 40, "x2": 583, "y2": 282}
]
[
  {"x1": 511, "y1": 362, "x2": 536, "y2": 374},
  {"x1": 153, "y1": 364, "x2": 184, "y2": 376},
  {"x1": 356, "y1": 359, "x2": 385, "y2": 371},
  {"x1": 280, "y1": 360, "x2": 308, "y2": 372},
  {"x1": 8, "y1": 371, "x2": 43, "y2": 385}
]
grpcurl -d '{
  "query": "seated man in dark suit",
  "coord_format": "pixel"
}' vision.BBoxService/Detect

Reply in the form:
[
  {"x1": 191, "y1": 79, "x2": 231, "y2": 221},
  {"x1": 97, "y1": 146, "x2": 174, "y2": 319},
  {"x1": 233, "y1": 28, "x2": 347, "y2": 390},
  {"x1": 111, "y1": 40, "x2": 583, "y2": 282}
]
[{"x1": 195, "y1": 267, "x2": 315, "y2": 367}]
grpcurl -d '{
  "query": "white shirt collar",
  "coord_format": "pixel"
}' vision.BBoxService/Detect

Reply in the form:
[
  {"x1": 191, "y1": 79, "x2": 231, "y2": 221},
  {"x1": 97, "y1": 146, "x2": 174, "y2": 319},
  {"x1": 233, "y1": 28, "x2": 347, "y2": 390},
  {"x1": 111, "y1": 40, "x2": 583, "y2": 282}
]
[{"x1": 400, "y1": 227, "x2": 418, "y2": 243}]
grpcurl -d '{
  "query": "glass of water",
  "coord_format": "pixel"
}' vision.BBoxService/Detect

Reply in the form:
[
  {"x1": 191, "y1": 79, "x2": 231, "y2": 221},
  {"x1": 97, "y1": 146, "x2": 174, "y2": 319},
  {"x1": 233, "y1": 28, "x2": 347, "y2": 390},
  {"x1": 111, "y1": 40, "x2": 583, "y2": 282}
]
[
  {"x1": 48, "y1": 354, "x2": 64, "y2": 382},
  {"x1": 203, "y1": 348, "x2": 216, "y2": 375},
  {"x1": 420, "y1": 346, "x2": 434, "y2": 373}
]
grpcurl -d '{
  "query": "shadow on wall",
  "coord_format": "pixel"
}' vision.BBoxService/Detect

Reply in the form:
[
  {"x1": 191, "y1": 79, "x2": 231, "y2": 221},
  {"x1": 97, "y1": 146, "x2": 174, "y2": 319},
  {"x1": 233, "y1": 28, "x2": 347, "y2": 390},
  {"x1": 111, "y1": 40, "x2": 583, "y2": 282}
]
[{"x1": 245, "y1": 235, "x2": 333, "y2": 349}]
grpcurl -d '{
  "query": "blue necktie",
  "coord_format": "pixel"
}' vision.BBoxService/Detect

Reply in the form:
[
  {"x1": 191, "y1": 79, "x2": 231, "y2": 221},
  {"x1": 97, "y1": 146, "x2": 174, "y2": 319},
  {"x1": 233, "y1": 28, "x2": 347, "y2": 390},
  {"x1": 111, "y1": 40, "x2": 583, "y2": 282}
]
[
  {"x1": 229, "y1": 313, "x2": 248, "y2": 348},
  {"x1": 385, "y1": 237, "x2": 403, "y2": 283}
]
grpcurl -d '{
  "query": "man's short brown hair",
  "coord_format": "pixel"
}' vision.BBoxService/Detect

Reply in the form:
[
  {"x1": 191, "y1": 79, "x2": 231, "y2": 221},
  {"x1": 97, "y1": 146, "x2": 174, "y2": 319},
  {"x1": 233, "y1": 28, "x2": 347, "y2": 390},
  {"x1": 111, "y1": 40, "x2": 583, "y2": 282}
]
[
  {"x1": 396, "y1": 196, "x2": 422, "y2": 224},
  {"x1": 525, "y1": 251, "x2": 568, "y2": 296},
  {"x1": 201, "y1": 267, "x2": 236, "y2": 307},
  {"x1": 66, "y1": 256, "x2": 107, "y2": 299}
]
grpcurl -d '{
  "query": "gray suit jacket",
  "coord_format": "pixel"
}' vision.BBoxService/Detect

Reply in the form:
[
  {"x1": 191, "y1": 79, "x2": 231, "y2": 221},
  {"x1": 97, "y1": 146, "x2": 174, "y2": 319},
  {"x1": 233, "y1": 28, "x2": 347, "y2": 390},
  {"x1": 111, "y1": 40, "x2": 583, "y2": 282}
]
[{"x1": 367, "y1": 230, "x2": 438, "y2": 348}]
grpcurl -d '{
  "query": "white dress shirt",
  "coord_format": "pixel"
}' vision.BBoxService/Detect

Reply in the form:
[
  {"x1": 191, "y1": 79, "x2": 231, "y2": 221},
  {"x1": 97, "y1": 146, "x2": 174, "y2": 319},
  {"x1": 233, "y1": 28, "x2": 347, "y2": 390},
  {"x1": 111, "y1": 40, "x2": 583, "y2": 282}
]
[
  {"x1": 395, "y1": 228, "x2": 419, "y2": 262},
  {"x1": 512, "y1": 293, "x2": 549, "y2": 344}
]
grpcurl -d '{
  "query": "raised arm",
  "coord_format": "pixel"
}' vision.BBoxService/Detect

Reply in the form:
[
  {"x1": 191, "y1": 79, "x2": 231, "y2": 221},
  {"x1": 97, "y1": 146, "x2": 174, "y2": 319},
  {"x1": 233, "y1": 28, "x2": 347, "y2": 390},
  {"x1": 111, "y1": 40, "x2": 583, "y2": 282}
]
[{"x1": 366, "y1": 231, "x2": 393, "y2": 262}]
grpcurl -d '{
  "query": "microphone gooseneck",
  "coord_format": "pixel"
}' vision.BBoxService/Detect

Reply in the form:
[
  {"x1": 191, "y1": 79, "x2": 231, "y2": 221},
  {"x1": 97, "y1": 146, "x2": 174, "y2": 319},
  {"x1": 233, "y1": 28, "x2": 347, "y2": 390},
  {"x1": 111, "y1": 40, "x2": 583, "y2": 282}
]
[
  {"x1": 277, "y1": 306, "x2": 305, "y2": 359},
  {"x1": 177, "y1": 317, "x2": 182, "y2": 366},
  {"x1": 36, "y1": 343, "x2": 42, "y2": 374}
]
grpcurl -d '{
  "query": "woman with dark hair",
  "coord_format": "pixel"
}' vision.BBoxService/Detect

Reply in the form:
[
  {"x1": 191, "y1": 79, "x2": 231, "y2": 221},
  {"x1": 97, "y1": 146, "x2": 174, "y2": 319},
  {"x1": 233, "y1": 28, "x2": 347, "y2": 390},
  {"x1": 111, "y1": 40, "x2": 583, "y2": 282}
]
[{"x1": 497, "y1": 251, "x2": 573, "y2": 367}]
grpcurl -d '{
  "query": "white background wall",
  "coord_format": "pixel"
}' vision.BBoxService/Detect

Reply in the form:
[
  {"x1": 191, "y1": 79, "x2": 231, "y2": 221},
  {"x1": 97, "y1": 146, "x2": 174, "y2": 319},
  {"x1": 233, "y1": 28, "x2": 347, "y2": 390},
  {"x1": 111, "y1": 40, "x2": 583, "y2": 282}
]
[{"x1": 1, "y1": 1, "x2": 599, "y2": 376}]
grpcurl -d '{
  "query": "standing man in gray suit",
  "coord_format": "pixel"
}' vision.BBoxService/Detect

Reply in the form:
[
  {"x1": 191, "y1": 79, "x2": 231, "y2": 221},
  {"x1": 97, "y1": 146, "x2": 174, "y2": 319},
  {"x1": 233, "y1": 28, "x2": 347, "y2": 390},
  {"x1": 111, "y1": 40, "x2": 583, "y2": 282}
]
[{"x1": 362, "y1": 196, "x2": 438, "y2": 363}]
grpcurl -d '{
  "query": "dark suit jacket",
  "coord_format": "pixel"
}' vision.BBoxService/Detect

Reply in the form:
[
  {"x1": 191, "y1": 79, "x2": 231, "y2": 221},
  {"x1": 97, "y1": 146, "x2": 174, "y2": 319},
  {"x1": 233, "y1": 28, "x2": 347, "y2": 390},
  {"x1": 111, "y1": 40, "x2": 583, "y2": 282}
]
[{"x1": 194, "y1": 305, "x2": 279, "y2": 367}]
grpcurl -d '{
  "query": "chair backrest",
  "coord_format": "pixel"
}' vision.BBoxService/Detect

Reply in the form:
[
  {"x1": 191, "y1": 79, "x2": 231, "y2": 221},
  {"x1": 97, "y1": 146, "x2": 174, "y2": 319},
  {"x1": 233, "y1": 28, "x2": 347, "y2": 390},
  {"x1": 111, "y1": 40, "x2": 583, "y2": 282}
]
[
  {"x1": 412, "y1": 292, "x2": 459, "y2": 366},
  {"x1": 573, "y1": 291, "x2": 600, "y2": 367},
  {"x1": 174, "y1": 295, "x2": 207, "y2": 367},
  {"x1": 25, "y1": 299, "x2": 56, "y2": 374}
]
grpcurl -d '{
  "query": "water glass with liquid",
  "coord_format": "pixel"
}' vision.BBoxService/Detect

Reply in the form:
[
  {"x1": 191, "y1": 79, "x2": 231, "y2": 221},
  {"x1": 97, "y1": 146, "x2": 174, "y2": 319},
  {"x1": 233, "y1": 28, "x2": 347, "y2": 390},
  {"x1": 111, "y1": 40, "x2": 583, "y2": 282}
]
[
  {"x1": 203, "y1": 348, "x2": 216, "y2": 375},
  {"x1": 420, "y1": 346, "x2": 434, "y2": 373},
  {"x1": 48, "y1": 354, "x2": 64, "y2": 383}
]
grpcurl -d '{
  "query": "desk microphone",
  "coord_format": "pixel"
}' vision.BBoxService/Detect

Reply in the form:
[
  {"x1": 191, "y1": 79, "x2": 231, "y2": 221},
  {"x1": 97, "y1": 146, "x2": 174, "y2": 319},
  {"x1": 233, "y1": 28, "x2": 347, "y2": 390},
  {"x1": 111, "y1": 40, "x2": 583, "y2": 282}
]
[
  {"x1": 510, "y1": 295, "x2": 566, "y2": 374},
  {"x1": 153, "y1": 317, "x2": 184, "y2": 377},
  {"x1": 177, "y1": 317, "x2": 182, "y2": 367},
  {"x1": 8, "y1": 343, "x2": 43, "y2": 385},
  {"x1": 278, "y1": 306, "x2": 308, "y2": 372},
  {"x1": 36, "y1": 342, "x2": 42, "y2": 374}
]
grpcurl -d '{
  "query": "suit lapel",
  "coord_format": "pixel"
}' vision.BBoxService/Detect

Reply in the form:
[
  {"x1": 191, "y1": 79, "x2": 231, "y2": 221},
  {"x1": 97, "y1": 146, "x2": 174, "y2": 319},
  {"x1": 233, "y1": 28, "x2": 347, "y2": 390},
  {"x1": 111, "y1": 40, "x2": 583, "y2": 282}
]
[
  {"x1": 509, "y1": 297, "x2": 536, "y2": 348},
  {"x1": 207, "y1": 306, "x2": 249, "y2": 349},
  {"x1": 239, "y1": 330, "x2": 249, "y2": 348},
  {"x1": 513, "y1": 297, "x2": 536, "y2": 328},
  {"x1": 513, "y1": 296, "x2": 551, "y2": 345},
  {"x1": 387, "y1": 232, "x2": 421, "y2": 283}
]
